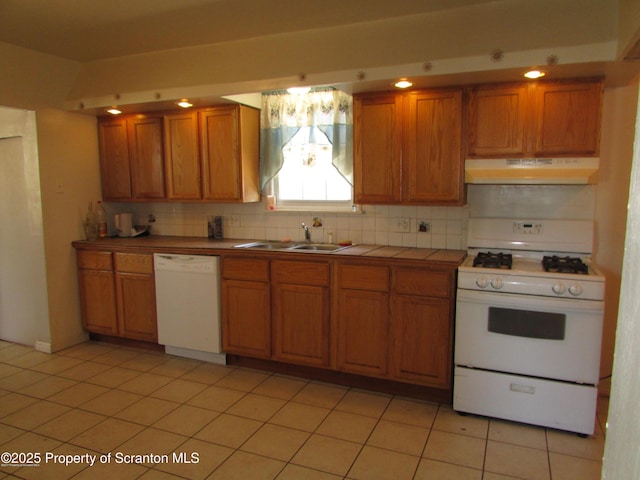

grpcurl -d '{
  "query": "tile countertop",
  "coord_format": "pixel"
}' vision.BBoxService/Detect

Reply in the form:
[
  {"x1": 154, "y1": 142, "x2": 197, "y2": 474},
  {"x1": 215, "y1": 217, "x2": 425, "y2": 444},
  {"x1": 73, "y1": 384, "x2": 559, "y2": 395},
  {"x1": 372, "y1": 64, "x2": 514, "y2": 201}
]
[{"x1": 71, "y1": 236, "x2": 467, "y2": 266}]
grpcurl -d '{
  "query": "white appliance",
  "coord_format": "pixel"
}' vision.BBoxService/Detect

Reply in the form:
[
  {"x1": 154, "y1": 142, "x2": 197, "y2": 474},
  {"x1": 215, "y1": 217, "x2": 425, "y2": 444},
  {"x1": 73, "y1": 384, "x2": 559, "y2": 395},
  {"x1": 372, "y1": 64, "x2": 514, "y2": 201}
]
[
  {"x1": 454, "y1": 218, "x2": 605, "y2": 435},
  {"x1": 154, "y1": 254, "x2": 225, "y2": 364},
  {"x1": 115, "y1": 212, "x2": 134, "y2": 237}
]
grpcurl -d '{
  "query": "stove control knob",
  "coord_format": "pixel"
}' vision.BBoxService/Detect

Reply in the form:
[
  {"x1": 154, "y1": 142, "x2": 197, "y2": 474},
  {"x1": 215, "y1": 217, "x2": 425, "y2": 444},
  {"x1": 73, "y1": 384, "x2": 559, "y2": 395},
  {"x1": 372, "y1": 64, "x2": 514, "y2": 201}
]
[
  {"x1": 491, "y1": 277, "x2": 503, "y2": 289},
  {"x1": 569, "y1": 284, "x2": 583, "y2": 297},
  {"x1": 475, "y1": 277, "x2": 489, "y2": 289},
  {"x1": 552, "y1": 283, "x2": 566, "y2": 295}
]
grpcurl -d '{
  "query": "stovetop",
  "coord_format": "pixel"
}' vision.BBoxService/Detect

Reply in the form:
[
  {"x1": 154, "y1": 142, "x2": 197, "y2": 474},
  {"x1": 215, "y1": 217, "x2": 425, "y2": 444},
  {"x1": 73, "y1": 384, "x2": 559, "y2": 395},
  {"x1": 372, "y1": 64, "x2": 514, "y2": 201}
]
[
  {"x1": 470, "y1": 251, "x2": 591, "y2": 275},
  {"x1": 458, "y1": 251, "x2": 604, "y2": 300},
  {"x1": 458, "y1": 218, "x2": 605, "y2": 300}
]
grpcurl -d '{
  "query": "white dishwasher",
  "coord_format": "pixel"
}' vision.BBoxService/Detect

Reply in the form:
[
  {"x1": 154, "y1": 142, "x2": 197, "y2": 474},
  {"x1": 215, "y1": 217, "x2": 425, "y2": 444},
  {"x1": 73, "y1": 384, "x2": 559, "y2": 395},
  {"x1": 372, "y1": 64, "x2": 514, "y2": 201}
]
[{"x1": 154, "y1": 254, "x2": 225, "y2": 364}]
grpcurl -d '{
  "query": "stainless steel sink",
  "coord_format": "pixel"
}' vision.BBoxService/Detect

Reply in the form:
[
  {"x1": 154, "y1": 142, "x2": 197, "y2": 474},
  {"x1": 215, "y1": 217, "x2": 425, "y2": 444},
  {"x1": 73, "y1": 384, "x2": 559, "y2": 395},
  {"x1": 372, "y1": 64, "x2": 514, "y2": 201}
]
[
  {"x1": 234, "y1": 241, "x2": 293, "y2": 249},
  {"x1": 288, "y1": 243, "x2": 345, "y2": 252},
  {"x1": 234, "y1": 241, "x2": 350, "y2": 252}
]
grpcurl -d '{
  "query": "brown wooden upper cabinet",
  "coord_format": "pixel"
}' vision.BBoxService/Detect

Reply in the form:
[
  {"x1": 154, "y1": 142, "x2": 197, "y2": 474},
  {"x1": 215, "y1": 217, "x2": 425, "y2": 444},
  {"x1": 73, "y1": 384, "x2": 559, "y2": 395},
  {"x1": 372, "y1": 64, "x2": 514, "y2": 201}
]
[
  {"x1": 466, "y1": 78, "x2": 602, "y2": 158},
  {"x1": 354, "y1": 88, "x2": 464, "y2": 206},
  {"x1": 200, "y1": 105, "x2": 260, "y2": 202},
  {"x1": 164, "y1": 112, "x2": 201, "y2": 200},
  {"x1": 99, "y1": 114, "x2": 165, "y2": 201},
  {"x1": 98, "y1": 104, "x2": 260, "y2": 202}
]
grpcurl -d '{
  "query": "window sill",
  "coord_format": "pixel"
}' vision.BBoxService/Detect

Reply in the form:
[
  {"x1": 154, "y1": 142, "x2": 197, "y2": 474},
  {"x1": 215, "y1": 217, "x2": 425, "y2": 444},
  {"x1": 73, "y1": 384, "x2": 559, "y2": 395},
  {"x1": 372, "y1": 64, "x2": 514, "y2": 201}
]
[{"x1": 264, "y1": 203, "x2": 363, "y2": 214}]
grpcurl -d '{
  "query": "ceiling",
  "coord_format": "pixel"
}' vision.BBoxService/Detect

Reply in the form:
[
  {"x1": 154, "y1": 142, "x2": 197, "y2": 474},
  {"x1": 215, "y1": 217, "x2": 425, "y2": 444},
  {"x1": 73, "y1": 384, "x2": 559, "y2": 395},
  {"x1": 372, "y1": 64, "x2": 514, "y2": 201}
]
[
  {"x1": 0, "y1": 0, "x2": 499, "y2": 63},
  {"x1": 2, "y1": 0, "x2": 637, "y2": 114}
]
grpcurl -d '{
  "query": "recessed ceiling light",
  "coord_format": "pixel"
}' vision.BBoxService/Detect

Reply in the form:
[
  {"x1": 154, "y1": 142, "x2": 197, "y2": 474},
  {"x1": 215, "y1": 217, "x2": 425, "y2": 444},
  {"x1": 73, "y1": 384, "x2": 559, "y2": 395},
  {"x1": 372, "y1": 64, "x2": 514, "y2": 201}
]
[
  {"x1": 394, "y1": 80, "x2": 413, "y2": 89},
  {"x1": 524, "y1": 70, "x2": 546, "y2": 79},
  {"x1": 177, "y1": 99, "x2": 193, "y2": 108},
  {"x1": 107, "y1": 107, "x2": 122, "y2": 115}
]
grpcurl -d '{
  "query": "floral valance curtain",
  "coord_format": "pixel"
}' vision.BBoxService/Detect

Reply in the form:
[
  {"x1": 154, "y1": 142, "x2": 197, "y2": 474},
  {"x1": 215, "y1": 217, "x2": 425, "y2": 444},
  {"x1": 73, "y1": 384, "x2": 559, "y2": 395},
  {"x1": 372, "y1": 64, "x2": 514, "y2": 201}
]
[{"x1": 259, "y1": 87, "x2": 353, "y2": 193}]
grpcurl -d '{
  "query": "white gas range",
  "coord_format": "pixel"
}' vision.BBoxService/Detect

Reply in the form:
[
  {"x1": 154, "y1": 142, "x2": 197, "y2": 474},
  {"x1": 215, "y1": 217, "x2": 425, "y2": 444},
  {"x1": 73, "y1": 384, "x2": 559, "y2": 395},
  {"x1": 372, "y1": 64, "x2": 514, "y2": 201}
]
[{"x1": 453, "y1": 218, "x2": 605, "y2": 435}]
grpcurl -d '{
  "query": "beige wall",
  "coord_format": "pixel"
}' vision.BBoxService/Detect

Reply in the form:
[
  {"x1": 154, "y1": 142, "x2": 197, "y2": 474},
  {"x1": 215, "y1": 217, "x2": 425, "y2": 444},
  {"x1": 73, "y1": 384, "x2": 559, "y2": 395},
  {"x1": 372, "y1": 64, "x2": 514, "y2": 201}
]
[
  {"x1": 618, "y1": 0, "x2": 640, "y2": 58},
  {"x1": 0, "y1": 42, "x2": 79, "y2": 110},
  {"x1": 594, "y1": 78, "x2": 639, "y2": 395},
  {"x1": 0, "y1": 107, "x2": 50, "y2": 348},
  {"x1": 36, "y1": 109, "x2": 101, "y2": 351}
]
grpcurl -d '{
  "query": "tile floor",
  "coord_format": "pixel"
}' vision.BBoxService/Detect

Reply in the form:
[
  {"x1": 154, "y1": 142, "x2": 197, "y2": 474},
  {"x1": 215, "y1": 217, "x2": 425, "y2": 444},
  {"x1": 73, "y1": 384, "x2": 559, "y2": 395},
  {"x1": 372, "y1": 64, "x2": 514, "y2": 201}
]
[{"x1": 0, "y1": 340, "x2": 606, "y2": 480}]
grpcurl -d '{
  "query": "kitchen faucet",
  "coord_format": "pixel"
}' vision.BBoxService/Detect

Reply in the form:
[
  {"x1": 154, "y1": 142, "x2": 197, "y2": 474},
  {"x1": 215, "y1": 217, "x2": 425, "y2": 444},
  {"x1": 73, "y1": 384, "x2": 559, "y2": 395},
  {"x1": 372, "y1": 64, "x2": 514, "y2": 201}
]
[{"x1": 301, "y1": 223, "x2": 311, "y2": 242}]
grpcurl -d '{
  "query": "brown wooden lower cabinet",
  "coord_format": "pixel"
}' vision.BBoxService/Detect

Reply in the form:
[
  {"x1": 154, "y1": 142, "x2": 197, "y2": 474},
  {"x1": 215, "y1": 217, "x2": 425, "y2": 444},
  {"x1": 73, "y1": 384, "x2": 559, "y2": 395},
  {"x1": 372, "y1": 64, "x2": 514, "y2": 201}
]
[
  {"x1": 389, "y1": 266, "x2": 455, "y2": 389},
  {"x1": 115, "y1": 271, "x2": 157, "y2": 342},
  {"x1": 76, "y1": 250, "x2": 158, "y2": 342},
  {"x1": 221, "y1": 257, "x2": 271, "y2": 358},
  {"x1": 271, "y1": 259, "x2": 330, "y2": 368},
  {"x1": 336, "y1": 288, "x2": 389, "y2": 377},
  {"x1": 222, "y1": 279, "x2": 271, "y2": 357},
  {"x1": 389, "y1": 295, "x2": 452, "y2": 388},
  {"x1": 272, "y1": 283, "x2": 329, "y2": 367},
  {"x1": 220, "y1": 255, "x2": 456, "y2": 392},
  {"x1": 77, "y1": 267, "x2": 118, "y2": 336},
  {"x1": 336, "y1": 263, "x2": 390, "y2": 377}
]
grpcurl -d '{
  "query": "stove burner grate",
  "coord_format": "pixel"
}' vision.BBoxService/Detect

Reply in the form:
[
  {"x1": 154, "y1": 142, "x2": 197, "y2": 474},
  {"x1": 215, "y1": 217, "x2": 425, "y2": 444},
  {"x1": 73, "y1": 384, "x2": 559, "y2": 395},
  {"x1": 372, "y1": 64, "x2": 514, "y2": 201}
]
[
  {"x1": 473, "y1": 251, "x2": 513, "y2": 269},
  {"x1": 542, "y1": 256, "x2": 589, "y2": 274}
]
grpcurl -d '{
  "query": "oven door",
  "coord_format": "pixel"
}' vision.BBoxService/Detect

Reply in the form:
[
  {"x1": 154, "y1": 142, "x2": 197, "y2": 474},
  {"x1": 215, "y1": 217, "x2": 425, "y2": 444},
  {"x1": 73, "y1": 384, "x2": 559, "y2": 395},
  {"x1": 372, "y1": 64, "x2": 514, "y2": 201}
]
[{"x1": 455, "y1": 288, "x2": 604, "y2": 384}]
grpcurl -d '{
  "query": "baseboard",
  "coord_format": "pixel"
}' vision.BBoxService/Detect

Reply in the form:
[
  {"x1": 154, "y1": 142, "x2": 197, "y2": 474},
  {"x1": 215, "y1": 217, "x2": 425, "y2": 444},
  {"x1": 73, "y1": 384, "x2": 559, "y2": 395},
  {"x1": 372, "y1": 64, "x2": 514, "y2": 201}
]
[
  {"x1": 34, "y1": 341, "x2": 51, "y2": 353},
  {"x1": 165, "y1": 345, "x2": 227, "y2": 365}
]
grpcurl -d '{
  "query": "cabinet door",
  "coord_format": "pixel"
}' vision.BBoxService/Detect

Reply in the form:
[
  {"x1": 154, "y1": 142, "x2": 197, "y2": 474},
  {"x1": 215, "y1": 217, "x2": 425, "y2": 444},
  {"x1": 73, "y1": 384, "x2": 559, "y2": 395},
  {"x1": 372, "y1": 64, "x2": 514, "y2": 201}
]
[
  {"x1": 354, "y1": 93, "x2": 403, "y2": 203},
  {"x1": 200, "y1": 106, "x2": 242, "y2": 201},
  {"x1": 272, "y1": 283, "x2": 330, "y2": 367},
  {"x1": 404, "y1": 89, "x2": 464, "y2": 204},
  {"x1": 200, "y1": 106, "x2": 260, "y2": 202},
  {"x1": 128, "y1": 115, "x2": 165, "y2": 199},
  {"x1": 336, "y1": 289, "x2": 389, "y2": 376},
  {"x1": 98, "y1": 118, "x2": 132, "y2": 200},
  {"x1": 390, "y1": 295, "x2": 452, "y2": 388},
  {"x1": 222, "y1": 279, "x2": 271, "y2": 358},
  {"x1": 115, "y1": 272, "x2": 158, "y2": 342},
  {"x1": 533, "y1": 81, "x2": 602, "y2": 155},
  {"x1": 164, "y1": 112, "x2": 202, "y2": 199},
  {"x1": 467, "y1": 84, "x2": 528, "y2": 157},
  {"x1": 78, "y1": 268, "x2": 118, "y2": 335}
]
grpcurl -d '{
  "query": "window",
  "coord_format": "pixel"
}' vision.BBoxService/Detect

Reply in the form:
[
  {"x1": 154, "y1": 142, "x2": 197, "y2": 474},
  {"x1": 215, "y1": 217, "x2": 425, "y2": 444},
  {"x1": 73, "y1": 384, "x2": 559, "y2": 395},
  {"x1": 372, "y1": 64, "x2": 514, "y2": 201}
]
[
  {"x1": 260, "y1": 88, "x2": 354, "y2": 211},
  {"x1": 276, "y1": 126, "x2": 351, "y2": 204}
]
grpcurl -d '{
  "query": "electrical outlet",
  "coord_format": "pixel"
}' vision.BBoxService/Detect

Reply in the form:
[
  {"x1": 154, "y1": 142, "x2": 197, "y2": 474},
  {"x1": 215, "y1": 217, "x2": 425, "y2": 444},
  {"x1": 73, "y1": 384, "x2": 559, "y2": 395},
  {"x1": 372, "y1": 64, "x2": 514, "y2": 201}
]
[
  {"x1": 393, "y1": 217, "x2": 411, "y2": 233},
  {"x1": 230, "y1": 215, "x2": 241, "y2": 227}
]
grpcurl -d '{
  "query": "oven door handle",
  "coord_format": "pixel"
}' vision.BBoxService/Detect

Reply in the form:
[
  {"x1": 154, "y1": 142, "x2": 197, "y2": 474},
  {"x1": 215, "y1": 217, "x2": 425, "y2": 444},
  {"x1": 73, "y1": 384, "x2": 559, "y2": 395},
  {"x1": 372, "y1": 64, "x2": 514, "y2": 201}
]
[{"x1": 456, "y1": 288, "x2": 604, "y2": 313}]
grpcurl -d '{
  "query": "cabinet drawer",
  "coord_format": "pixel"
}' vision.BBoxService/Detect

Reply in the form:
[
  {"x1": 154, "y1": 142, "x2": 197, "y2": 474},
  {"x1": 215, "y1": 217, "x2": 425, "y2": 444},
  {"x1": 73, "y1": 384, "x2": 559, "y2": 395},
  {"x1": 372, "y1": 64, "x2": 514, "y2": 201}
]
[
  {"x1": 393, "y1": 268, "x2": 452, "y2": 298},
  {"x1": 271, "y1": 260, "x2": 329, "y2": 286},
  {"x1": 77, "y1": 250, "x2": 113, "y2": 270},
  {"x1": 222, "y1": 257, "x2": 269, "y2": 281},
  {"x1": 338, "y1": 264, "x2": 389, "y2": 292},
  {"x1": 115, "y1": 253, "x2": 154, "y2": 274}
]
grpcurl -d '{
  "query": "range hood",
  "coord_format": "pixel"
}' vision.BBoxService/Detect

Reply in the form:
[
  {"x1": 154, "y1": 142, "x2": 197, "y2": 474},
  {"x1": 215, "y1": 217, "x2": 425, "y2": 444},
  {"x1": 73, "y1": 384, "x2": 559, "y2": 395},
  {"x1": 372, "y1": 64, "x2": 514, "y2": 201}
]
[{"x1": 464, "y1": 158, "x2": 599, "y2": 185}]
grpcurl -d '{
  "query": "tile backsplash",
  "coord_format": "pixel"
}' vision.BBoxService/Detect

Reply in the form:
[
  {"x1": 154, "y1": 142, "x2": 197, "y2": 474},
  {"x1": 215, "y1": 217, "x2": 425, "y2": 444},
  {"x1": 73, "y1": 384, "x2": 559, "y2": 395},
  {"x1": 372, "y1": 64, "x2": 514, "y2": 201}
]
[
  {"x1": 104, "y1": 185, "x2": 596, "y2": 252},
  {"x1": 105, "y1": 201, "x2": 469, "y2": 250}
]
